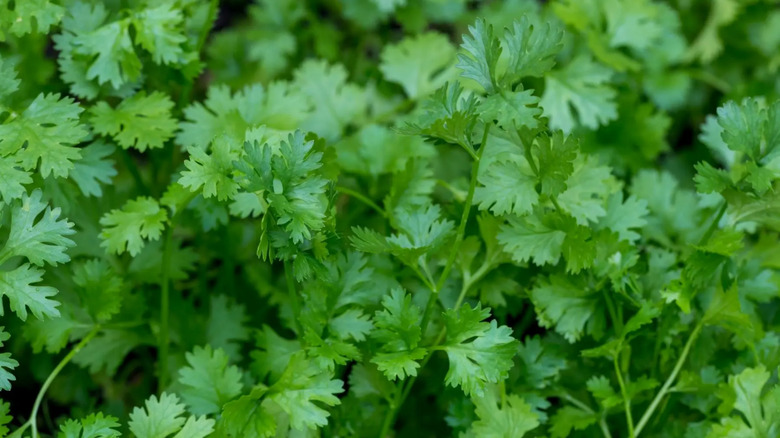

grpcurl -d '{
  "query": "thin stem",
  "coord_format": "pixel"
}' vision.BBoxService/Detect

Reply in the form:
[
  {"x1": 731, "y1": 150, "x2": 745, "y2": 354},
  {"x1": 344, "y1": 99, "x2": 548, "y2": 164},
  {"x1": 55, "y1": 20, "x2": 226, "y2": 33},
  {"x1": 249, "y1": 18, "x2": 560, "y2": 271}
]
[
  {"x1": 602, "y1": 288, "x2": 623, "y2": 334},
  {"x1": 11, "y1": 327, "x2": 100, "y2": 438},
  {"x1": 380, "y1": 125, "x2": 491, "y2": 436},
  {"x1": 118, "y1": 148, "x2": 149, "y2": 196},
  {"x1": 178, "y1": 0, "x2": 219, "y2": 108},
  {"x1": 614, "y1": 355, "x2": 635, "y2": 438},
  {"x1": 600, "y1": 412, "x2": 614, "y2": 438},
  {"x1": 378, "y1": 383, "x2": 404, "y2": 438},
  {"x1": 284, "y1": 259, "x2": 303, "y2": 336},
  {"x1": 697, "y1": 202, "x2": 727, "y2": 246},
  {"x1": 557, "y1": 392, "x2": 612, "y2": 438},
  {"x1": 635, "y1": 322, "x2": 703, "y2": 436},
  {"x1": 335, "y1": 185, "x2": 386, "y2": 217},
  {"x1": 436, "y1": 124, "x2": 489, "y2": 292},
  {"x1": 158, "y1": 226, "x2": 173, "y2": 393}
]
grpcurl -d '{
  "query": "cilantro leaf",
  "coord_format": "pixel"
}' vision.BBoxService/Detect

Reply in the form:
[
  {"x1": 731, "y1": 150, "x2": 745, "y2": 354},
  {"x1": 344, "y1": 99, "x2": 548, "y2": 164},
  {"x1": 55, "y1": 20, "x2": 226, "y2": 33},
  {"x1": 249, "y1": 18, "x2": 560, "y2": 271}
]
[
  {"x1": 293, "y1": 60, "x2": 365, "y2": 141},
  {"x1": 267, "y1": 352, "x2": 345, "y2": 430},
  {"x1": 58, "y1": 412, "x2": 121, "y2": 438},
  {"x1": 179, "y1": 137, "x2": 239, "y2": 201},
  {"x1": 503, "y1": 16, "x2": 564, "y2": 80},
  {"x1": 177, "y1": 345, "x2": 243, "y2": 415},
  {"x1": 371, "y1": 288, "x2": 426, "y2": 380},
  {"x1": 235, "y1": 131, "x2": 329, "y2": 243},
  {"x1": 530, "y1": 275, "x2": 604, "y2": 342},
  {"x1": 177, "y1": 83, "x2": 309, "y2": 150},
  {"x1": 478, "y1": 89, "x2": 541, "y2": 131},
  {"x1": 132, "y1": 3, "x2": 187, "y2": 65},
  {"x1": 457, "y1": 18, "x2": 501, "y2": 92},
  {"x1": 70, "y1": 141, "x2": 117, "y2": 197},
  {"x1": 99, "y1": 197, "x2": 168, "y2": 256},
  {"x1": 128, "y1": 392, "x2": 215, "y2": 438},
  {"x1": 0, "y1": 93, "x2": 86, "y2": 178},
  {"x1": 0, "y1": 264, "x2": 60, "y2": 321},
  {"x1": 89, "y1": 91, "x2": 177, "y2": 151},
  {"x1": 517, "y1": 336, "x2": 567, "y2": 389},
  {"x1": 380, "y1": 32, "x2": 456, "y2": 98},
  {"x1": 441, "y1": 303, "x2": 518, "y2": 396},
  {"x1": 470, "y1": 390, "x2": 540, "y2": 437},
  {"x1": 0, "y1": 327, "x2": 18, "y2": 391},
  {"x1": 0, "y1": 189, "x2": 76, "y2": 267},
  {"x1": 473, "y1": 155, "x2": 538, "y2": 216},
  {"x1": 0, "y1": 0, "x2": 63, "y2": 41},
  {"x1": 540, "y1": 56, "x2": 618, "y2": 133},
  {"x1": 531, "y1": 131, "x2": 579, "y2": 197},
  {"x1": 498, "y1": 211, "x2": 565, "y2": 267}
]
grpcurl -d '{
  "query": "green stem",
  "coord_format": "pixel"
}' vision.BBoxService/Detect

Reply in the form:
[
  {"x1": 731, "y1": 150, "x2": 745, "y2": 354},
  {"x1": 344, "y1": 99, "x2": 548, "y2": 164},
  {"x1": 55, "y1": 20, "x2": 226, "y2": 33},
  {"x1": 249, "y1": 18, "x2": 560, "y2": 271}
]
[
  {"x1": 419, "y1": 124, "x2": 489, "y2": 334},
  {"x1": 614, "y1": 355, "x2": 635, "y2": 438},
  {"x1": 179, "y1": 0, "x2": 219, "y2": 108},
  {"x1": 335, "y1": 185, "x2": 386, "y2": 218},
  {"x1": 557, "y1": 392, "x2": 612, "y2": 438},
  {"x1": 11, "y1": 327, "x2": 100, "y2": 438},
  {"x1": 377, "y1": 383, "x2": 404, "y2": 438},
  {"x1": 158, "y1": 226, "x2": 173, "y2": 393},
  {"x1": 634, "y1": 322, "x2": 703, "y2": 437},
  {"x1": 284, "y1": 259, "x2": 303, "y2": 336},
  {"x1": 118, "y1": 148, "x2": 149, "y2": 196},
  {"x1": 697, "y1": 202, "x2": 727, "y2": 246},
  {"x1": 602, "y1": 288, "x2": 623, "y2": 334}
]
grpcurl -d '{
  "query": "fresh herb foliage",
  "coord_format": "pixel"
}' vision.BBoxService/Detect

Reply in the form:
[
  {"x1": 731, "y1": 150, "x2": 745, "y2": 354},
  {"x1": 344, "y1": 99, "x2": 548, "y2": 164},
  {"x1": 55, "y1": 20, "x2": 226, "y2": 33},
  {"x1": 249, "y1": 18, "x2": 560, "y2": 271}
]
[{"x1": 1, "y1": 0, "x2": 780, "y2": 437}]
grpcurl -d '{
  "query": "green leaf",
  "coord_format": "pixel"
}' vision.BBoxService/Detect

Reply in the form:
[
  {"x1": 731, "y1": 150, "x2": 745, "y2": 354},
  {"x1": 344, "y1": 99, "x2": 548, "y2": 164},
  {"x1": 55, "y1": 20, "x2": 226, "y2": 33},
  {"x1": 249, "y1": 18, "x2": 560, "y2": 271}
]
[
  {"x1": 0, "y1": 0, "x2": 64, "y2": 41},
  {"x1": 178, "y1": 345, "x2": 244, "y2": 415},
  {"x1": 73, "y1": 329, "x2": 144, "y2": 375},
  {"x1": 74, "y1": 18, "x2": 141, "y2": 88},
  {"x1": 549, "y1": 406, "x2": 598, "y2": 438},
  {"x1": 71, "y1": 141, "x2": 117, "y2": 197},
  {"x1": 503, "y1": 15, "x2": 564, "y2": 80},
  {"x1": 540, "y1": 56, "x2": 618, "y2": 133},
  {"x1": 0, "y1": 189, "x2": 76, "y2": 267},
  {"x1": 716, "y1": 98, "x2": 764, "y2": 161},
  {"x1": 478, "y1": 89, "x2": 541, "y2": 131},
  {"x1": 531, "y1": 131, "x2": 578, "y2": 197},
  {"x1": 128, "y1": 392, "x2": 215, "y2": 438},
  {"x1": 557, "y1": 155, "x2": 616, "y2": 225},
  {"x1": 498, "y1": 212, "x2": 566, "y2": 267},
  {"x1": 177, "y1": 83, "x2": 309, "y2": 150},
  {"x1": 470, "y1": 391, "x2": 540, "y2": 437},
  {"x1": 179, "y1": 137, "x2": 239, "y2": 201},
  {"x1": 132, "y1": 3, "x2": 187, "y2": 65},
  {"x1": 0, "y1": 155, "x2": 30, "y2": 203},
  {"x1": 474, "y1": 155, "x2": 538, "y2": 216},
  {"x1": 457, "y1": 18, "x2": 501, "y2": 92},
  {"x1": 598, "y1": 192, "x2": 648, "y2": 243},
  {"x1": 371, "y1": 288, "x2": 426, "y2": 380},
  {"x1": 293, "y1": 60, "x2": 365, "y2": 141},
  {"x1": 220, "y1": 387, "x2": 276, "y2": 438},
  {"x1": 207, "y1": 295, "x2": 250, "y2": 362},
  {"x1": 99, "y1": 197, "x2": 168, "y2": 256},
  {"x1": 379, "y1": 32, "x2": 456, "y2": 98},
  {"x1": 530, "y1": 275, "x2": 603, "y2": 342},
  {"x1": 0, "y1": 327, "x2": 18, "y2": 391},
  {"x1": 90, "y1": 91, "x2": 177, "y2": 152},
  {"x1": 0, "y1": 93, "x2": 86, "y2": 178},
  {"x1": 517, "y1": 336, "x2": 567, "y2": 389},
  {"x1": 58, "y1": 412, "x2": 121, "y2": 438},
  {"x1": 694, "y1": 161, "x2": 731, "y2": 194},
  {"x1": 72, "y1": 259, "x2": 124, "y2": 323},
  {"x1": 441, "y1": 303, "x2": 518, "y2": 396},
  {"x1": 0, "y1": 264, "x2": 60, "y2": 321},
  {"x1": 267, "y1": 352, "x2": 344, "y2": 430}
]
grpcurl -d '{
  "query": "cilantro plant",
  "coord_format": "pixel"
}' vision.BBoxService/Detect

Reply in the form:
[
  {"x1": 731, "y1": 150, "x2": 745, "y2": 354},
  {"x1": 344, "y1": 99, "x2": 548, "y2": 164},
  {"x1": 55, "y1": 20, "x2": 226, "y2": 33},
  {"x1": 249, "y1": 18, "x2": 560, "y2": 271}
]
[{"x1": 2, "y1": 0, "x2": 780, "y2": 437}]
